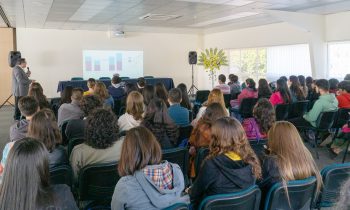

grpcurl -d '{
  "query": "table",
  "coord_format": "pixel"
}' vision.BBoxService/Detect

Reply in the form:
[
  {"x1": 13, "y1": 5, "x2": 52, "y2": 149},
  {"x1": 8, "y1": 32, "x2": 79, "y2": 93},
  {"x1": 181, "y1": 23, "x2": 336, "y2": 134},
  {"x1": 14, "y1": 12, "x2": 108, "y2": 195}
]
[{"x1": 57, "y1": 78, "x2": 175, "y2": 92}]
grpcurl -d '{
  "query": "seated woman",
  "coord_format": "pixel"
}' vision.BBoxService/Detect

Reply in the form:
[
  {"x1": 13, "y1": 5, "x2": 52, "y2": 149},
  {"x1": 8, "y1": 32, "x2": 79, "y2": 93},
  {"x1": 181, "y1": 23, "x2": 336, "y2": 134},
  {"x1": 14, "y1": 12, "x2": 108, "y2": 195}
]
[
  {"x1": 259, "y1": 121, "x2": 322, "y2": 197},
  {"x1": 192, "y1": 89, "x2": 227, "y2": 126},
  {"x1": 269, "y1": 78, "x2": 292, "y2": 106},
  {"x1": 94, "y1": 82, "x2": 115, "y2": 109},
  {"x1": 111, "y1": 126, "x2": 188, "y2": 210},
  {"x1": 242, "y1": 98, "x2": 275, "y2": 140},
  {"x1": 60, "y1": 85, "x2": 73, "y2": 105},
  {"x1": 258, "y1": 79, "x2": 272, "y2": 99},
  {"x1": 118, "y1": 91, "x2": 144, "y2": 131},
  {"x1": 84, "y1": 78, "x2": 96, "y2": 96},
  {"x1": 70, "y1": 108, "x2": 124, "y2": 180},
  {"x1": 28, "y1": 82, "x2": 50, "y2": 109},
  {"x1": 141, "y1": 98, "x2": 178, "y2": 149},
  {"x1": 289, "y1": 75, "x2": 305, "y2": 102},
  {"x1": 142, "y1": 85, "x2": 155, "y2": 107},
  {"x1": 177, "y1": 83, "x2": 192, "y2": 110},
  {"x1": 188, "y1": 103, "x2": 228, "y2": 178},
  {"x1": 189, "y1": 117, "x2": 261, "y2": 209},
  {"x1": 230, "y1": 78, "x2": 258, "y2": 108},
  {"x1": 155, "y1": 82, "x2": 170, "y2": 107},
  {"x1": 0, "y1": 138, "x2": 78, "y2": 210}
]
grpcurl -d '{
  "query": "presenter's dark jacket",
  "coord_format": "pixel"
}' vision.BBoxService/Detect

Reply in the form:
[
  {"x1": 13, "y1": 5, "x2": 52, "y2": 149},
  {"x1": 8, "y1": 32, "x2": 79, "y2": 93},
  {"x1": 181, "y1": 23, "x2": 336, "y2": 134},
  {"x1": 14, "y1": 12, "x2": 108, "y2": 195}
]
[{"x1": 12, "y1": 65, "x2": 31, "y2": 96}]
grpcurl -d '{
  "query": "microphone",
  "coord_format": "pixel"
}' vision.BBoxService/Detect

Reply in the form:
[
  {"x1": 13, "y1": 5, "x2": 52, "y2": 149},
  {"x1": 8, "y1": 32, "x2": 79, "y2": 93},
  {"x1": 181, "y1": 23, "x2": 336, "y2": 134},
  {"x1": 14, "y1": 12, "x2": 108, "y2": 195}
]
[{"x1": 27, "y1": 67, "x2": 30, "y2": 71}]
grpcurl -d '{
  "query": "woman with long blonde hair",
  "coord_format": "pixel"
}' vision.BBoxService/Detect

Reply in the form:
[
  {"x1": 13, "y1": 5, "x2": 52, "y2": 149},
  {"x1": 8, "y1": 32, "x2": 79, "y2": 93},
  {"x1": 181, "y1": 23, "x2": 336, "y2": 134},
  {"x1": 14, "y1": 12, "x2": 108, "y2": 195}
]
[
  {"x1": 118, "y1": 91, "x2": 144, "y2": 131},
  {"x1": 189, "y1": 117, "x2": 261, "y2": 209},
  {"x1": 94, "y1": 82, "x2": 114, "y2": 109},
  {"x1": 191, "y1": 89, "x2": 228, "y2": 126},
  {"x1": 260, "y1": 121, "x2": 322, "y2": 198}
]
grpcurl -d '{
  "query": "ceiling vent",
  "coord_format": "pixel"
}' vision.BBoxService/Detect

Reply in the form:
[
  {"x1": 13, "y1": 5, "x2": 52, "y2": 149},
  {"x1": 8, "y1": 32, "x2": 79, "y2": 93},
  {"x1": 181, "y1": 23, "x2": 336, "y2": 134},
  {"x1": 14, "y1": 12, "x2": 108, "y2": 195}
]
[{"x1": 139, "y1": 13, "x2": 182, "y2": 21}]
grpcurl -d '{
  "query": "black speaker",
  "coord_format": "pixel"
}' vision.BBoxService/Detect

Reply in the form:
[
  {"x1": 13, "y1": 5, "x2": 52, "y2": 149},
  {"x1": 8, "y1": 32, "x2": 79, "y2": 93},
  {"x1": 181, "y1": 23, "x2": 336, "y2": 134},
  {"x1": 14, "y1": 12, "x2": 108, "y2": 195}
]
[
  {"x1": 8, "y1": 51, "x2": 21, "y2": 68},
  {"x1": 188, "y1": 51, "x2": 197, "y2": 65}
]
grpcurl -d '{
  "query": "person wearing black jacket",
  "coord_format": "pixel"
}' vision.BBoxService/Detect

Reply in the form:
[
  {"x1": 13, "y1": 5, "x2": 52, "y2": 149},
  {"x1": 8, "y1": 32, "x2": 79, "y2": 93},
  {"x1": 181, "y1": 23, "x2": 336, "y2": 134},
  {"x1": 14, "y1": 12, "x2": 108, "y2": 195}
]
[{"x1": 188, "y1": 117, "x2": 261, "y2": 209}]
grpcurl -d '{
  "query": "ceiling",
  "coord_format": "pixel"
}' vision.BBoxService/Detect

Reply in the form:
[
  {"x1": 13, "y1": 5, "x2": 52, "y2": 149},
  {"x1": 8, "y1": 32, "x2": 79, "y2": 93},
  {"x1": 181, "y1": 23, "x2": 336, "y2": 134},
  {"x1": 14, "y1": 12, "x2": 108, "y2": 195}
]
[{"x1": 0, "y1": 0, "x2": 350, "y2": 33}]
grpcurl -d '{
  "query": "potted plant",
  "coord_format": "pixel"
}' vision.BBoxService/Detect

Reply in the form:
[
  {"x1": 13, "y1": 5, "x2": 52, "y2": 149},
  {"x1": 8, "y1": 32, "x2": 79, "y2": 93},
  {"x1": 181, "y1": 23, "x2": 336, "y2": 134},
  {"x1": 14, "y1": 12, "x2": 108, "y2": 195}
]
[{"x1": 198, "y1": 48, "x2": 229, "y2": 88}]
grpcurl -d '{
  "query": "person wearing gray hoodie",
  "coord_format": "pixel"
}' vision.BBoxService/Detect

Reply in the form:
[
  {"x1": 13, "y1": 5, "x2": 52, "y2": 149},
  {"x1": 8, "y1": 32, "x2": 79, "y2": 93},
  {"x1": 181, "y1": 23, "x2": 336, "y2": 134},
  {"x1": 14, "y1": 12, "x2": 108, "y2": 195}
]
[{"x1": 111, "y1": 127, "x2": 189, "y2": 210}]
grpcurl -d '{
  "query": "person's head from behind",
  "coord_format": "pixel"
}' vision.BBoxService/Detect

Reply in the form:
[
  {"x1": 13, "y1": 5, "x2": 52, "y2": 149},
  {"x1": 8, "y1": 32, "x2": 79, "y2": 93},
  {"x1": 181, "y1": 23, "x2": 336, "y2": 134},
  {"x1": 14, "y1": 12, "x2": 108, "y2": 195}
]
[
  {"x1": 229, "y1": 74, "x2": 238, "y2": 83},
  {"x1": 155, "y1": 82, "x2": 168, "y2": 102},
  {"x1": 94, "y1": 82, "x2": 109, "y2": 100},
  {"x1": 267, "y1": 121, "x2": 321, "y2": 191},
  {"x1": 80, "y1": 95, "x2": 103, "y2": 116},
  {"x1": 338, "y1": 80, "x2": 350, "y2": 94},
  {"x1": 60, "y1": 86, "x2": 73, "y2": 104},
  {"x1": 329, "y1": 78, "x2": 339, "y2": 91},
  {"x1": 258, "y1": 78, "x2": 272, "y2": 96},
  {"x1": 306, "y1": 76, "x2": 313, "y2": 87},
  {"x1": 245, "y1": 78, "x2": 256, "y2": 91},
  {"x1": 125, "y1": 83, "x2": 138, "y2": 96},
  {"x1": 253, "y1": 98, "x2": 275, "y2": 134},
  {"x1": 298, "y1": 75, "x2": 306, "y2": 87},
  {"x1": 315, "y1": 79, "x2": 330, "y2": 94},
  {"x1": 144, "y1": 98, "x2": 173, "y2": 124},
  {"x1": 126, "y1": 91, "x2": 144, "y2": 121},
  {"x1": 143, "y1": 85, "x2": 155, "y2": 106},
  {"x1": 85, "y1": 108, "x2": 119, "y2": 149},
  {"x1": 29, "y1": 82, "x2": 43, "y2": 93},
  {"x1": 276, "y1": 78, "x2": 291, "y2": 103},
  {"x1": 71, "y1": 88, "x2": 83, "y2": 103},
  {"x1": 168, "y1": 88, "x2": 182, "y2": 105},
  {"x1": 207, "y1": 88, "x2": 225, "y2": 109},
  {"x1": 18, "y1": 96, "x2": 39, "y2": 118},
  {"x1": 137, "y1": 77, "x2": 146, "y2": 88},
  {"x1": 218, "y1": 74, "x2": 226, "y2": 84},
  {"x1": 176, "y1": 83, "x2": 191, "y2": 108},
  {"x1": 118, "y1": 126, "x2": 161, "y2": 176},
  {"x1": 279, "y1": 76, "x2": 288, "y2": 82},
  {"x1": 87, "y1": 78, "x2": 96, "y2": 90},
  {"x1": 210, "y1": 117, "x2": 261, "y2": 179},
  {"x1": 0, "y1": 138, "x2": 50, "y2": 210},
  {"x1": 345, "y1": 74, "x2": 350, "y2": 81},
  {"x1": 201, "y1": 102, "x2": 227, "y2": 125},
  {"x1": 289, "y1": 75, "x2": 300, "y2": 87},
  {"x1": 112, "y1": 75, "x2": 122, "y2": 85},
  {"x1": 17, "y1": 58, "x2": 27, "y2": 68},
  {"x1": 28, "y1": 109, "x2": 61, "y2": 152}
]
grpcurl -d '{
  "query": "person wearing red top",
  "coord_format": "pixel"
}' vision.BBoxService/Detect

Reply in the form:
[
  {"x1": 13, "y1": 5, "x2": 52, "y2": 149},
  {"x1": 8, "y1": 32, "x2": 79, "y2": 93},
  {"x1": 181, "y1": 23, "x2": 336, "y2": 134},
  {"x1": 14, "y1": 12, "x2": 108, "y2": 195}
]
[
  {"x1": 336, "y1": 80, "x2": 350, "y2": 108},
  {"x1": 269, "y1": 78, "x2": 292, "y2": 106}
]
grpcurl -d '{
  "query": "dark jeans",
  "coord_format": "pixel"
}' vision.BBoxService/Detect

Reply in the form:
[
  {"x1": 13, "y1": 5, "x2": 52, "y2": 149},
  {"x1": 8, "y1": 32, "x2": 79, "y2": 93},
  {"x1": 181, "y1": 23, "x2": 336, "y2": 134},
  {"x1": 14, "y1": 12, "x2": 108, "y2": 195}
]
[{"x1": 14, "y1": 96, "x2": 22, "y2": 120}]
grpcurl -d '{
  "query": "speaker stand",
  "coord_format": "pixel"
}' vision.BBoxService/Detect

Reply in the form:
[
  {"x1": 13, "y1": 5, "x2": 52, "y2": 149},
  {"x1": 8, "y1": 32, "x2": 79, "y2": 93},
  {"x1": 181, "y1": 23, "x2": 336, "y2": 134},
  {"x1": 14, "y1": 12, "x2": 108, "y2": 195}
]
[
  {"x1": 188, "y1": 64, "x2": 198, "y2": 97},
  {"x1": 0, "y1": 94, "x2": 14, "y2": 110}
]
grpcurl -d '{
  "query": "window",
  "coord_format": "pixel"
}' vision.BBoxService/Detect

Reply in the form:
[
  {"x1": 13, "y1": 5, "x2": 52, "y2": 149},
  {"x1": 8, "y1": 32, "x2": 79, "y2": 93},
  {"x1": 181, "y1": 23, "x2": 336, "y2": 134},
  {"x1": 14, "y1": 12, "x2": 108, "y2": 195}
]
[
  {"x1": 228, "y1": 44, "x2": 312, "y2": 82},
  {"x1": 328, "y1": 42, "x2": 350, "y2": 80}
]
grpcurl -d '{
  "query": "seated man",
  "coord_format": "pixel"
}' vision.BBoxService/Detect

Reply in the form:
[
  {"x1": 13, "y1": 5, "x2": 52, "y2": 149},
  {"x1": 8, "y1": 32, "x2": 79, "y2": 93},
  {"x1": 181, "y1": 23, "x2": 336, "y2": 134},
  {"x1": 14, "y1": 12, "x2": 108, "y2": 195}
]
[
  {"x1": 57, "y1": 88, "x2": 84, "y2": 127},
  {"x1": 168, "y1": 88, "x2": 189, "y2": 126},
  {"x1": 9, "y1": 96, "x2": 39, "y2": 141},
  {"x1": 84, "y1": 78, "x2": 96, "y2": 96},
  {"x1": 289, "y1": 79, "x2": 338, "y2": 127},
  {"x1": 214, "y1": 74, "x2": 230, "y2": 94},
  {"x1": 108, "y1": 75, "x2": 126, "y2": 100}
]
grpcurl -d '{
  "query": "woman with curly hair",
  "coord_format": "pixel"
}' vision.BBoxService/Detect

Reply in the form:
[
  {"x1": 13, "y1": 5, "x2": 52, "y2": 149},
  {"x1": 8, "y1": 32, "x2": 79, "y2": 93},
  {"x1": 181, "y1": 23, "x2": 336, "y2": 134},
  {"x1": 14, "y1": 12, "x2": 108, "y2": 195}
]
[
  {"x1": 28, "y1": 82, "x2": 50, "y2": 109},
  {"x1": 70, "y1": 108, "x2": 124, "y2": 180},
  {"x1": 242, "y1": 98, "x2": 275, "y2": 140},
  {"x1": 188, "y1": 117, "x2": 261, "y2": 209}
]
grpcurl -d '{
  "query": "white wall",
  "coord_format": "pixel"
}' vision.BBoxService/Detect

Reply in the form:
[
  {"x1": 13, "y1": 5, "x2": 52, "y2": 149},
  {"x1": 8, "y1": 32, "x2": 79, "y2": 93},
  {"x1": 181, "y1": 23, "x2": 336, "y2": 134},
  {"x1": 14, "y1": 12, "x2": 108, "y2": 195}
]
[
  {"x1": 16, "y1": 28, "x2": 201, "y2": 98},
  {"x1": 326, "y1": 11, "x2": 350, "y2": 42}
]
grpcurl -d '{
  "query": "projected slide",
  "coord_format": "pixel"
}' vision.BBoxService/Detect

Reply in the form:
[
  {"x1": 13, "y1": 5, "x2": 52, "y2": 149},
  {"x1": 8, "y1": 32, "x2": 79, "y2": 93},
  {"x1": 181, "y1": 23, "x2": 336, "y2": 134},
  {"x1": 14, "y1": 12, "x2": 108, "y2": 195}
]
[{"x1": 83, "y1": 50, "x2": 143, "y2": 79}]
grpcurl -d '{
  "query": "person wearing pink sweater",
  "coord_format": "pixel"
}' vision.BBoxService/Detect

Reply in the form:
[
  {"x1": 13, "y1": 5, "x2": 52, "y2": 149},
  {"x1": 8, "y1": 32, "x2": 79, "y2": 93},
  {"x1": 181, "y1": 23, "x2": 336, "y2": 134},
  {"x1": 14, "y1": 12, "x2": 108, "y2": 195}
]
[
  {"x1": 230, "y1": 78, "x2": 258, "y2": 108},
  {"x1": 269, "y1": 78, "x2": 292, "y2": 106}
]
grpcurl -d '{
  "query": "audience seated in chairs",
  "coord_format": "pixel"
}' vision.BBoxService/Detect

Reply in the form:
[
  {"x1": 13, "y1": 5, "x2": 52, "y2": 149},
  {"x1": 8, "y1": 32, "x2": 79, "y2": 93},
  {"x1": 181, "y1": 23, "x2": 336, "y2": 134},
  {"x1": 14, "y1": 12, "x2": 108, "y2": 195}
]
[
  {"x1": 108, "y1": 74, "x2": 126, "y2": 100},
  {"x1": 298, "y1": 75, "x2": 308, "y2": 99},
  {"x1": 9, "y1": 96, "x2": 39, "y2": 142},
  {"x1": 70, "y1": 109, "x2": 124, "y2": 181},
  {"x1": 228, "y1": 74, "x2": 241, "y2": 99},
  {"x1": 84, "y1": 78, "x2": 96, "y2": 96},
  {"x1": 60, "y1": 85, "x2": 73, "y2": 105},
  {"x1": 269, "y1": 78, "x2": 292, "y2": 106},
  {"x1": 57, "y1": 88, "x2": 84, "y2": 127},
  {"x1": 28, "y1": 82, "x2": 50, "y2": 109},
  {"x1": 259, "y1": 121, "x2": 322, "y2": 201},
  {"x1": 336, "y1": 80, "x2": 350, "y2": 108},
  {"x1": 258, "y1": 79, "x2": 272, "y2": 99},
  {"x1": 141, "y1": 98, "x2": 178, "y2": 149},
  {"x1": 289, "y1": 75, "x2": 306, "y2": 102},
  {"x1": 0, "y1": 138, "x2": 78, "y2": 210},
  {"x1": 168, "y1": 88, "x2": 190, "y2": 126},
  {"x1": 188, "y1": 117, "x2": 261, "y2": 209},
  {"x1": 94, "y1": 82, "x2": 115, "y2": 109},
  {"x1": 177, "y1": 83, "x2": 192, "y2": 110},
  {"x1": 111, "y1": 126, "x2": 188, "y2": 210},
  {"x1": 155, "y1": 82, "x2": 170, "y2": 107},
  {"x1": 118, "y1": 91, "x2": 144, "y2": 132},
  {"x1": 142, "y1": 84, "x2": 155, "y2": 107},
  {"x1": 214, "y1": 74, "x2": 230, "y2": 94},
  {"x1": 289, "y1": 79, "x2": 338, "y2": 128},
  {"x1": 188, "y1": 103, "x2": 227, "y2": 178},
  {"x1": 242, "y1": 98, "x2": 275, "y2": 140},
  {"x1": 65, "y1": 95, "x2": 103, "y2": 140}
]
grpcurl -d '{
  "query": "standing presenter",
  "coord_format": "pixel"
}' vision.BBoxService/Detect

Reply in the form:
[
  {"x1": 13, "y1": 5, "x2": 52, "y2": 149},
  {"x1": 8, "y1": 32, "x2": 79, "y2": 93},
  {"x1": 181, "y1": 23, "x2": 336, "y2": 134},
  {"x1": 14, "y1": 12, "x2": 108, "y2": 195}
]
[{"x1": 12, "y1": 58, "x2": 32, "y2": 120}]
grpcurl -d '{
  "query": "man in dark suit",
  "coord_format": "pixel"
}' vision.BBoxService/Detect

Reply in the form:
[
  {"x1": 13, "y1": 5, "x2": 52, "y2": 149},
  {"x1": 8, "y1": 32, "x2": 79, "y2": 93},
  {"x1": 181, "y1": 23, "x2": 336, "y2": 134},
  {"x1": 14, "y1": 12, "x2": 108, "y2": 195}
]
[{"x1": 12, "y1": 58, "x2": 32, "y2": 120}]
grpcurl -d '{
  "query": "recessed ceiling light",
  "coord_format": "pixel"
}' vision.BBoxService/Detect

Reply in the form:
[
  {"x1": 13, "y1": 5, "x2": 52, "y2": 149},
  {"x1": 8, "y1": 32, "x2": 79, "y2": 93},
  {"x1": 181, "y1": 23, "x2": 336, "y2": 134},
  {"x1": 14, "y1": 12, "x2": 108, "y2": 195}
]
[{"x1": 190, "y1": 12, "x2": 259, "y2": 27}]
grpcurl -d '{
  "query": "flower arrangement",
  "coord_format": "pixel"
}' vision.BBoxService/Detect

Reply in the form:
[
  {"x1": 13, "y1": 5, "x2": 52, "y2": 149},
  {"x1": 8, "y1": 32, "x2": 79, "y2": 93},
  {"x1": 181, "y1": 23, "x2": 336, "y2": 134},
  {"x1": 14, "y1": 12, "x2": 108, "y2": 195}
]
[{"x1": 198, "y1": 48, "x2": 228, "y2": 88}]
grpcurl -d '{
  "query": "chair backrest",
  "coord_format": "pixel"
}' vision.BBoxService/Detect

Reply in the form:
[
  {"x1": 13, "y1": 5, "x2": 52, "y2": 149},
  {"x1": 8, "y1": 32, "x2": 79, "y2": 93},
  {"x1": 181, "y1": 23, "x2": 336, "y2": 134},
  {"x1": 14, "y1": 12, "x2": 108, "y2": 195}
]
[
  {"x1": 199, "y1": 185, "x2": 261, "y2": 210},
  {"x1": 67, "y1": 138, "x2": 85, "y2": 157},
  {"x1": 249, "y1": 139, "x2": 267, "y2": 160},
  {"x1": 71, "y1": 77, "x2": 84, "y2": 81},
  {"x1": 178, "y1": 125, "x2": 193, "y2": 146},
  {"x1": 163, "y1": 203, "x2": 189, "y2": 210},
  {"x1": 188, "y1": 110, "x2": 193, "y2": 122},
  {"x1": 316, "y1": 111, "x2": 338, "y2": 130},
  {"x1": 195, "y1": 90, "x2": 210, "y2": 104},
  {"x1": 275, "y1": 104, "x2": 289, "y2": 121},
  {"x1": 317, "y1": 163, "x2": 350, "y2": 208},
  {"x1": 223, "y1": 94, "x2": 231, "y2": 108},
  {"x1": 50, "y1": 164, "x2": 72, "y2": 187},
  {"x1": 162, "y1": 147, "x2": 189, "y2": 185},
  {"x1": 78, "y1": 162, "x2": 120, "y2": 202},
  {"x1": 239, "y1": 98, "x2": 258, "y2": 118},
  {"x1": 144, "y1": 76, "x2": 154, "y2": 79},
  {"x1": 194, "y1": 147, "x2": 210, "y2": 177},
  {"x1": 264, "y1": 177, "x2": 317, "y2": 210},
  {"x1": 99, "y1": 77, "x2": 111, "y2": 80},
  {"x1": 119, "y1": 106, "x2": 126, "y2": 116},
  {"x1": 60, "y1": 120, "x2": 70, "y2": 145},
  {"x1": 333, "y1": 108, "x2": 350, "y2": 129},
  {"x1": 120, "y1": 77, "x2": 129, "y2": 80},
  {"x1": 288, "y1": 100, "x2": 309, "y2": 119},
  {"x1": 113, "y1": 100, "x2": 122, "y2": 116}
]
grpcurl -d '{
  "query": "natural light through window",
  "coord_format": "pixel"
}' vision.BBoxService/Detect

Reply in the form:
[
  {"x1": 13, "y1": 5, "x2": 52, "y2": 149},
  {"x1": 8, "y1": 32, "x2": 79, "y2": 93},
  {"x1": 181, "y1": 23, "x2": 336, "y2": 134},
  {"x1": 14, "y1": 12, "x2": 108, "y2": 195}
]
[{"x1": 328, "y1": 42, "x2": 350, "y2": 80}]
